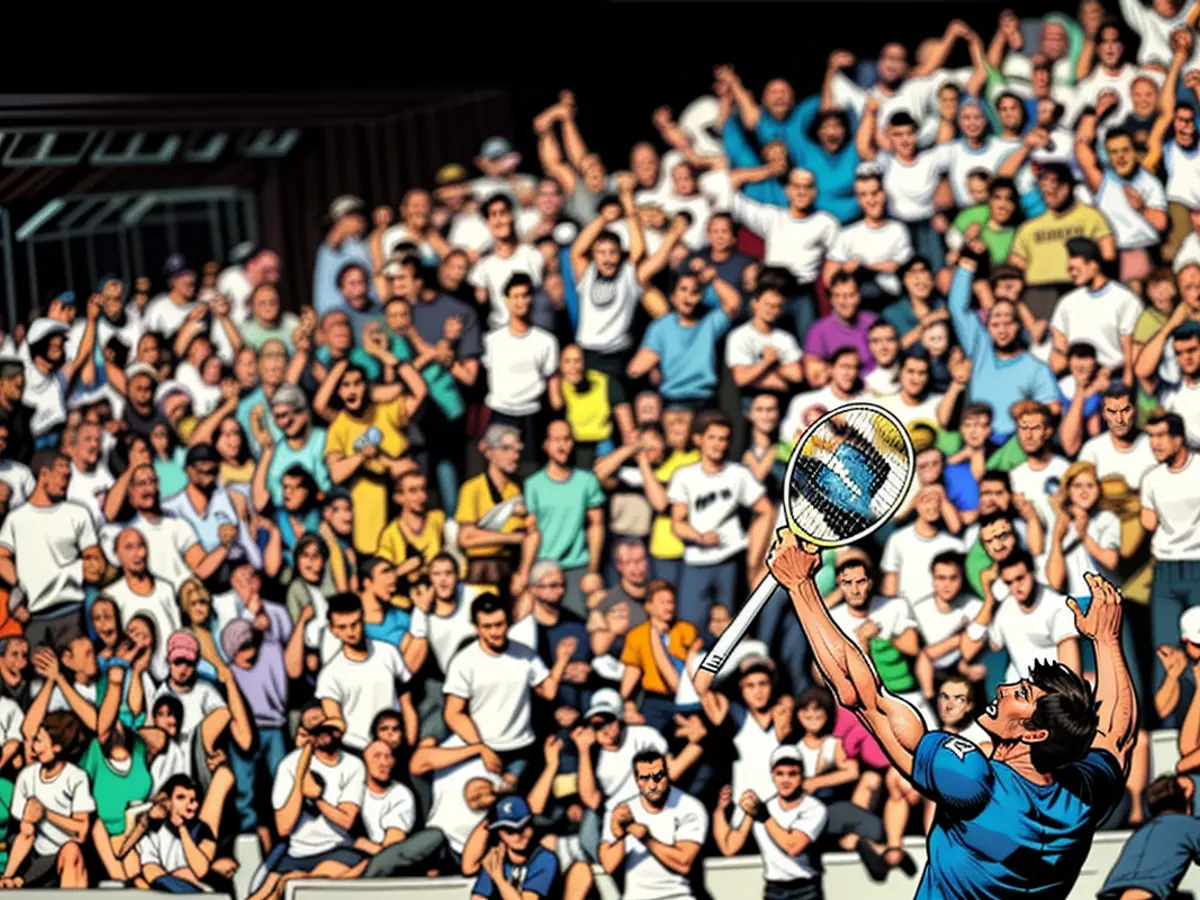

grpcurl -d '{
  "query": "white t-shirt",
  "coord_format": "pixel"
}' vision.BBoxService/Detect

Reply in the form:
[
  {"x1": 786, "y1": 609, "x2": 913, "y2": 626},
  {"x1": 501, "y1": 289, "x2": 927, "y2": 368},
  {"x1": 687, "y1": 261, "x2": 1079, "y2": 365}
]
[
  {"x1": 880, "y1": 525, "x2": 965, "y2": 604},
  {"x1": 1140, "y1": 455, "x2": 1200, "y2": 560},
  {"x1": 315, "y1": 641, "x2": 412, "y2": 751},
  {"x1": 21, "y1": 364, "x2": 66, "y2": 438},
  {"x1": 666, "y1": 462, "x2": 766, "y2": 566},
  {"x1": 11, "y1": 762, "x2": 96, "y2": 856},
  {"x1": 780, "y1": 386, "x2": 864, "y2": 444},
  {"x1": 0, "y1": 461, "x2": 34, "y2": 508},
  {"x1": 729, "y1": 194, "x2": 838, "y2": 284},
  {"x1": 101, "y1": 513, "x2": 200, "y2": 591},
  {"x1": 1164, "y1": 139, "x2": 1200, "y2": 207},
  {"x1": 443, "y1": 640, "x2": 548, "y2": 752},
  {"x1": 988, "y1": 587, "x2": 1078, "y2": 682},
  {"x1": 1160, "y1": 379, "x2": 1200, "y2": 449},
  {"x1": 754, "y1": 794, "x2": 828, "y2": 883},
  {"x1": 104, "y1": 577, "x2": 181, "y2": 683},
  {"x1": 1079, "y1": 432, "x2": 1158, "y2": 490},
  {"x1": 378, "y1": 224, "x2": 439, "y2": 268},
  {"x1": 137, "y1": 822, "x2": 201, "y2": 874},
  {"x1": 271, "y1": 748, "x2": 365, "y2": 857},
  {"x1": 67, "y1": 462, "x2": 113, "y2": 527},
  {"x1": 877, "y1": 146, "x2": 951, "y2": 222},
  {"x1": 1049, "y1": 280, "x2": 1142, "y2": 371},
  {"x1": 944, "y1": 138, "x2": 1022, "y2": 208},
  {"x1": 595, "y1": 725, "x2": 670, "y2": 808},
  {"x1": 601, "y1": 787, "x2": 708, "y2": 900},
  {"x1": 149, "y1": 736, "x2": 192, "y2": 794},
  {"x1": 876, "y1": 392, "x2": 945, "y2": 434},
  {"x1": 216, "y1": 266, "x2": 253, "y2": 324},
  {"x1": 0, "y1": 501, "x2": 97, "y2": 613},
  {"x1": 1095, "y1": 170, "x2": 1167, "y2": 250},
  {"x1": 1055, "y1": 509, "x2": 1122, "y2": 595},
  {"x1": 828, "y1": 220, "x2": 913, "y2": 296},
  {"x1": 361, "y1": 782, "x2": 417, "y2": 845},
  {"x1": 447, "y1": 212, "x2": 492, "y2": 255},
  {"x1": 1076, "y1": 65, "x2": 1144, "y2": 137},
  {"x1": 469, "y1": 245, "x2": 545, "y2": 332},
  {"x1": 150, "y1": 679, "x2": 226, "y2": 747},
  {"x1": 143, "y1": 297, "x2": 198, "y2": 337},
  {"x1": 831, "y1": 73, "x2": 941, "y2": 148},
  {"x1": 725, "y1": 323, "x2": 803, "y2": 372},
  {"x1": 830, "y1": 595, "x2": 919, "y2": 646},
  {"x1": 1009, "y1": 456, "x2": 1071, "y2": 532},
  {"x1": 575, "y1": 261, "x2": 643, "y2": 354},
  {"x1": 910, "y1": 592, "x2": 984, "y2": 668},
  {"x1": 0, "y1": 697, "x2": 23, "y2": 745},
  {"x1": 426, "y1": 735, "x2": 500, "y2": 854},
  {"x1": 414, "y1": 593, "x2": 478, "y2": 676},
  {"x1": 661, "y1": 193, "x2": 715, "y2": 250},
  {"x1": 482, "y1": 326, "x2": 559, "y2": 417},
  {"x1": 729, "y1": 709, "x2": 780, "y2": 827}
]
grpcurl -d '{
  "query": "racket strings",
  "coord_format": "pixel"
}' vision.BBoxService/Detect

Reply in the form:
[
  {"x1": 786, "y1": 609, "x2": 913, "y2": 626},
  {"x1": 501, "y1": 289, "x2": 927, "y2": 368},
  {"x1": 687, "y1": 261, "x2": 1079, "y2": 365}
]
[{"x1": 788, "y1": 408, "x2": 911, "y2": 544}]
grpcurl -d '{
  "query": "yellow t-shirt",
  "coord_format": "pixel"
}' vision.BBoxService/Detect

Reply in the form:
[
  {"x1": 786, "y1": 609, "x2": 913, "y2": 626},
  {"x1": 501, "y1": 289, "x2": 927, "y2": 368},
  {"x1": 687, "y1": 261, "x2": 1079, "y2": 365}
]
[
  {"x1": 563, "y1": 372, "x2": 612, "y2": 443},
  {"x1": 454, "y1": 473, "x2": 522, "y2": 558},
  {"x1": 378, "y1": 510, "x2": 446, "y2": 576},
  {"x1": 1010, "y1": 205, "x2": 1112, "y2": 287},
  {"x1": 649, "y1": 449, "x2": 700, "y2": 561},
  {"x1": 324, "y1": 398, "x2": 410, "y2": 555}
]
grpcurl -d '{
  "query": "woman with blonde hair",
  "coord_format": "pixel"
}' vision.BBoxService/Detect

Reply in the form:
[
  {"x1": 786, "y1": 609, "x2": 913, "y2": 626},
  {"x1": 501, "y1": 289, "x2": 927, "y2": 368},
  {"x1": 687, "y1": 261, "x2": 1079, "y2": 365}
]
[
  {"x1": 1045, "y1": 460, "x2": 1122, "y2": 595},
  {"x1": 176, "y1": 577, "x2": 221, "y2": 682}
]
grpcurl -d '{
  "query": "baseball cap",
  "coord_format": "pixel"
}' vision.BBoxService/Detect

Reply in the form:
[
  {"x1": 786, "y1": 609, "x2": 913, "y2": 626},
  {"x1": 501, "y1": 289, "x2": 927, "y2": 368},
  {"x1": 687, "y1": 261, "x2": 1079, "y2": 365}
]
[
  {"x1": 1181, "y1": 607, "x2": 1200, "y2": 644},
  {"x1": 770, "y1": 744, "x2": 805, "y2": 768},
  {"x1": 327, "y1": 194, "x2": 365, "y2": 222},
  {"x1": 489, "y1": 795, "x2": 532, "y2": 831},
  {"x1": 96, "y1": 274, "x2": 121, "y2": 292},
  {"x1": 154, "y1": 380, "x2": 192, "y2": 408},
  {"x1": 124, "y1": 362, "x2": 158, "y2": 383},
  {"x1": 738, "y1": 654, "x2": 776, "y2": 679},
  {"x1": 584, "y1": 688, "x2": 624, "y2": 722},
  {"x1": 167, "y1": 631, "x2": 200, "y2": 664},
  {"x1": 46, "y1": 290, "x2": 76, "y2": 307},
  {"x1": 164, "y1": 253, "x2": 195, "y2": 280},
  {"x1": 435, "y1": 163, "x2": 469, "y2": 187},
  {"x1": 221, "y1": 618, "x2": 255, "y2": 662},
  {"x1": 25, "y1": 319, "x2": 68, "y2": 347},
  {"x1": 479, "y1": 136, "x2": 517, "y2": 162},
  {"x1": 228, "y1": 242, "x2": 259, "y2": 266}
]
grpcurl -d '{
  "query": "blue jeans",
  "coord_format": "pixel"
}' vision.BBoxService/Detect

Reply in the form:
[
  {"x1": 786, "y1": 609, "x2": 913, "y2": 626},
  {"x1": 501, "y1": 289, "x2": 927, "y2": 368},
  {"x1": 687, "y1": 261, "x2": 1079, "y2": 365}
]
[
  {"x1": 151, "y1": 875, "x2": 204, "y2": 893},
  {"x1": 652, "y1": 558, "x2": 682, "y2": 586},
  {"x1": 906, "y1": 219, "x2": 945, "y2": 272},
  {"x1": 678, "y1": 558, "x2": 739, "y2": 628},
  {"x1": 1152, "y1": 560, "x2": 1200, "y2": 726},
  {"x1": 230, "y1": 726, "x2": 288, "y2": 831}
]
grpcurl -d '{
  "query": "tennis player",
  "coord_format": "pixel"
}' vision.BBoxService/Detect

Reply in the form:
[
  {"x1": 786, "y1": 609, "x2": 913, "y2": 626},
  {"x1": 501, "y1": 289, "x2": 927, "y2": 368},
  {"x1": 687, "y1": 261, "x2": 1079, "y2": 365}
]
[{"x1": 767, "y1": 529, "x2": 1136, "y2": 900}]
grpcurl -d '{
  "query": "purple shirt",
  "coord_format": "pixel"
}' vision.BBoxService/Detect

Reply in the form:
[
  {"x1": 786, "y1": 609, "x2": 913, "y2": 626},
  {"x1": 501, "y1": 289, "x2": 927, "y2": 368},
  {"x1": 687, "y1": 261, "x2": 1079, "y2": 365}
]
[
  {"x1": 803, "y1": 311, "x2": 879, "y2": 373},
  {"x1": 229, "y1": 602, "x2": 292, "y2": 730}
]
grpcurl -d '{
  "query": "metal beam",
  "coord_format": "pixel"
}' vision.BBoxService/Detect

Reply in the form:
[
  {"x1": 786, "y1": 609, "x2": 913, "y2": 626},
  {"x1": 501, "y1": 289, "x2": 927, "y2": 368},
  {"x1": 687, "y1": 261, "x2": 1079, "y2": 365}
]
[
  {"x1": 81, "y1": 196, "x2": 131, "y2": 232},
  {"x1": 15, "y1": 198, "x2": 65, "y2": 241},
  {"x1": 56, "y1": 198, "x2": 102, "y2": 231},
  {"x1": 120, "y1": 194, "x2": 159, "y2": 228}
]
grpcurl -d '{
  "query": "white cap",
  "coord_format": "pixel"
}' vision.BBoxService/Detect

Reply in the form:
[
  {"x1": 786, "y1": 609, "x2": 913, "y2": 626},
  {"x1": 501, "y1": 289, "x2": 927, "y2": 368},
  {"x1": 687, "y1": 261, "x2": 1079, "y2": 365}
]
[
  {"x1": 584, "y1": 688, "x2": 624, "y2": 721},
  {"x1": 25, "y1": 318, "x2": 67, "y2": 347},
  {"x1": 770, "y1": 744, "x2": 804, "y2": 768},
  {"x1": 1181, "y1": 607, "x2": 1200, "y2": 644}
]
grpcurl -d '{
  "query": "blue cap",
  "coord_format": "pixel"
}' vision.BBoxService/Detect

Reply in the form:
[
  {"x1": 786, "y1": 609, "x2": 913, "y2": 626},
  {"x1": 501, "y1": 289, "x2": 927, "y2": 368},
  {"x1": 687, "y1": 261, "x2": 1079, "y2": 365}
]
[
  {"x1": 48, "y1": 290, "x2": 76, "y2": 306},
  {"x1": 96, "y1": 274, "x2": 121, "y2": 292},
  {"x1": 479, "y1": 136, "x2": 516, "y2": 161},
  {"x1": 489, "y1": 795, "x2": 531, "y2": 831},
  {"x1": 164, "y1": 253, "x2": 195, "y2": 280}
]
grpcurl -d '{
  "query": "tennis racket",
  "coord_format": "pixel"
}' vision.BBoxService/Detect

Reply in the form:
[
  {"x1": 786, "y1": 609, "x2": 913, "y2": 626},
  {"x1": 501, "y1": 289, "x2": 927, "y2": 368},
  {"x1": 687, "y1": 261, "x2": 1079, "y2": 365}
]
[{"x1": 695, "y1": 402, "x2": 915, "y2": 689}]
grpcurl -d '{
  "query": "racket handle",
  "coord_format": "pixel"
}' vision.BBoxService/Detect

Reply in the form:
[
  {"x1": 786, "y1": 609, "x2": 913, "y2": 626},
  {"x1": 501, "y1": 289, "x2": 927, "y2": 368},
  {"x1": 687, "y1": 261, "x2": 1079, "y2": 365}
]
[{"x1": 697, "y1": 573, "x2": 780, "y2": 679}]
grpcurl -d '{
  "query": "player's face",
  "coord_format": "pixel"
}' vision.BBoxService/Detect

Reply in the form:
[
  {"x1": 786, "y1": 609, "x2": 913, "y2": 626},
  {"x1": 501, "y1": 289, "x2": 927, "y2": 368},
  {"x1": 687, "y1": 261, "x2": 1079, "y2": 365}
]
[
  {"x1": 978, "y1": 678, "x2": 1046, "y2": 742},
  {"x1": 475, "y1": 609, "x2": 510, "y2": 652},
  {"x1": 697, "y1": 425, "x2": 731, "y2": 463},
  {"x1": 634, "y1": 759, "x2": 670, "y2": 804},
  {"x1": 772, "y1": 762, "x2": 804, "y2": 800},
  {"x1": 837, "y1": 565, "x2": 872, "y2": 608},
  {"x1": 932, "y1": 562, "x2": 962, "y2": 602},
  {"x1": 330, "y1": 609, "x2": 365, "y2": 649},
  {"x1": 937, "y1": 682, "x2": 974, "y2": 728}
]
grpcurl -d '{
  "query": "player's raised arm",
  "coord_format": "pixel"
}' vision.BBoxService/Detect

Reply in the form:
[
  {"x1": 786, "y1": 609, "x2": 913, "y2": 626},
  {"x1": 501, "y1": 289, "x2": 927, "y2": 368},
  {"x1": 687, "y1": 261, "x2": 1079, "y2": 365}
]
[
  {"x1": 1068, "y1": 574, "x2": 1138, "y2": 773},
  {"x1": 768, "y1": 529, "x2": 926, "y2": 775}
]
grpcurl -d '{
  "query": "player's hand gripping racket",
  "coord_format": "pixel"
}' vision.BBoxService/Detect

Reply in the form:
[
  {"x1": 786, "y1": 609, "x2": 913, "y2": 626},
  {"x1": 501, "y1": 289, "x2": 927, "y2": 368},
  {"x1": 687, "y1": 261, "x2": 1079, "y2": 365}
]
[{"x1": 694, "y1": 403, "x2": 915, "y2": 692}]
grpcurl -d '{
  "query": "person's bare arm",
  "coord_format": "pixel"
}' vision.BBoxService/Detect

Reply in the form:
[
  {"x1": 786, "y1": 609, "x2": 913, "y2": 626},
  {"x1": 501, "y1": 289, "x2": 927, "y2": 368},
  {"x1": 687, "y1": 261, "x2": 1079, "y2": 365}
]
[
  {"x1": 559, "y1": 93, "x2": 591, "y2": 169},
  {"x1": 409, "y1": 737, "x2": 498, "y2": 778},
  {"x1": 856, "y1": 99, "x2": 880, "y2": 161},
  {"x1": 534, "y1": 638, "x2": 576, "y2": 701},
  {"x1": 912, "y1": 19, "x2": 969, "y2": 77},
  {"x1": 1074, "y1": 113, "x2": 1105, "y2": 195},
  {"x1": 62, "y1": 296, "x2": 100, "y2": 387},
  {"x1": 571, "y1": 213, "x2": 612, "y2": 282},
  {"x1": 1070, "y1": 574, "x2": 1137, "y2": 772},
  {"x1": 1177, "y1": 661, "x2": 1200, "y2": 770},
  {"x1": 1144, "y1": 35, "x2": 1190, "y2": 172},
  {"x1": 1057, "y1": 635, "x2": 1082, "y2": 675},
  {"x1": 443, "y1": 694, "x2": 484, "y2": 746},
  {"x1": 216, "y1": 664, "x2": 253, "y2": 753},
  {"x1": 626, "y1": 346, "x2": 661, "y2": 381},
  {"x1": 637, "y1": 218, "x2": 688, "y2": 286},
  {"x1": 712, "y1": 787, "x2": 753, "y2": 856},
  {"x1": 535, "y1": 102, "x2": 578, "y2": 193}
]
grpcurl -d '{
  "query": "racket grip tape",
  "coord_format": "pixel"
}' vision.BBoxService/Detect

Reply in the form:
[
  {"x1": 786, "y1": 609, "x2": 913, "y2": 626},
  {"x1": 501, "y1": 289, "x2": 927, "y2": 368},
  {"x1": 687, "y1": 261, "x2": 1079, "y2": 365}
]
[{"x1": 698, "y1": 574, "x2": 780, "y2": 675}]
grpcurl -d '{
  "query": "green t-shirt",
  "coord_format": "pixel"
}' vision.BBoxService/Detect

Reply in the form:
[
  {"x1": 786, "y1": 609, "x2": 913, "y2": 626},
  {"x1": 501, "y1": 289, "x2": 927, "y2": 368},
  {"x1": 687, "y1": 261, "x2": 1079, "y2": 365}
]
[
  {"x1": 525, "y1": 468, "x2": 607, "y2": 569},
  {"x1": 951, "y1": 205, "x2": 1015, "y2": 266},
  {"x1": 388, "y1": 334, "x2": 465, "y2": 421},
  {"x1": 870, "y1": 637, "x2": 916, "y2": 694},
  {"x1": 985, "y1": 435, "x2": 1027, "y2": 473},
  {"x1": 80, "y1": 737, "x2": 151, "y2": 835}
]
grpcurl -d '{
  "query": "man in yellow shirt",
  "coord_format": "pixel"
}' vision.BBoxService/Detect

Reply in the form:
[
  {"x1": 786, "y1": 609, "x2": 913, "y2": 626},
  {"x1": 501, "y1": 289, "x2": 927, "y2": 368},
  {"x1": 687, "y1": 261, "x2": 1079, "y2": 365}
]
[
  {"x1": 453, "y1": 423, "x2": 537, "y2": 595},
  {"x1": 378, "y1": 469, "x2": 446, "y2": 589},
  {"x1": 619, "y1": 581, "x2": 702, "y2": 734},
  {"x1": 1008, "y1": 162, "x2": 1115, "y2": 320},
  {"x1": 319, "y1": 359, "x2": 427, "y2": 554},
  {"x1": 647, "y1": 407, "x2": 699, "y2": 586}
]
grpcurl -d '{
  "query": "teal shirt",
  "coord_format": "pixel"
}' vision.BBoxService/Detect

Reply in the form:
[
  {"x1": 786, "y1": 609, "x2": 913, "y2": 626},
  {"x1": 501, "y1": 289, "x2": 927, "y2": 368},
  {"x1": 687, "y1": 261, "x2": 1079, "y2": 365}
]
[
  {"x1": 80, "y1": 736, "x2": 151, "y2": 835},
  {"x1": 524, "y1": 467, "x2": 606, "y2": 569},
  {"x1": 388, "y1": 333, "x2": 465, "y2": 421},
  {"x1": 154, "y1": 446, "x2": 189, "y2": 498},
  {"x1": 267, "y1": 428, "x2": 332, "y2": 508}
]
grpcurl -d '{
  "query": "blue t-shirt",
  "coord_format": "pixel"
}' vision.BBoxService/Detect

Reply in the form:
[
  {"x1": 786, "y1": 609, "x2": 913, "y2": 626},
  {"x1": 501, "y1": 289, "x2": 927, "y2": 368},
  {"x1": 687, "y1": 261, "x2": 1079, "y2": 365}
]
[
  {"x1": 365, "y1": 606, "x2": 411, "y2": 647},
  {"x1": 943, "y1": 462, "x2": 980, "y2": 513},
  {"x1": 471, "y1": 845, "x2": 558, "y2": 899},
  {"x1": 642, "y1": 307, "x2": 731, "y2": 401},
  {"x1": 524, "y1": 468, "x2": 606, "y2": 570},
  {"x1": 313, "y1": 239, "x2": 375, "y2": 318},
  {"x1": 1100, "y1": 813, "x2": 1200, "y2": 899},
  {"x1": 912, "y1": 730, "x2": 1124, "y2": 900}
]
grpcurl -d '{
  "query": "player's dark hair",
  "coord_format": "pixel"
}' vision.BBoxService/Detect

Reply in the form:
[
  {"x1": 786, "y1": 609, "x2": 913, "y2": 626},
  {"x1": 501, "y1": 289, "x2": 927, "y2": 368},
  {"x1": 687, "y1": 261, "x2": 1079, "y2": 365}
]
[
  {"x1": 931, "y1": 550, "x2": 965, "y2": 572},
  {"x1": 693, "y1": 409, "x2": 732, "y2": 436},
  {"x1": 977, "y1": 509, "x2": 1015, "y2": 533},
  {"x1": 1145, "y1": 774, "x2": 1190, "y2": 817},
  {"x1": 1147, "y1": 410, "x2": 1186, "y2": 439},
  {"x1": 829, "y1": 270, "x2": 859, "y2": 291},
  {"x1": 43, "y1": 711, "x2": 87, "y2": 763},
  {"x1": 161, "y1": 774, "x2": 198, "y2": 799},
  {"x1": 1102, "y1": 381, "x2": 1135, "y2": 404},
  {"x1": 632, "y1": 748, "x2": 666, "y2": 771},
  {"x1": 327, "y1": 591, "x2": 363, "y2": 619},
  {"x1": 979, "y1": 469, "x2": 1011, "y2": 492},
  {"x1": 796, "y1": 686, "x2": 837, "y2": 737},
  {"x1": 998, "y1": 547, "x2": 1035, "y2": 577},
  {"x1": 962, "y1": 403, "x2": 993, "y2": 423},
  {"x1": 835, "y1": 557, "x2": 872, "y2": 580},
  {"x1": 1066, "y1": 341, "x2": 1097, "y2": 360},
  {"x1": 470, "y1": 592, "x2": 510, "y2": 624},
  {"x1": 1024, "y1": 660, "x2": 1100, "y2": 774}
]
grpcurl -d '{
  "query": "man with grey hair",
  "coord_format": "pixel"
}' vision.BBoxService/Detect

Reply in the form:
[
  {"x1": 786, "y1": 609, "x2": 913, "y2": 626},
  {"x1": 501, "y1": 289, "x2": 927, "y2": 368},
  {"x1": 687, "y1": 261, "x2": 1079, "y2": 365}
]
[
  {"x1": 248, "y1": 381, "x2": 331, "y2": 512},
  {"x1": 454, "y1": 423, "x2": 537, "y2": 595},
  {"x1": 516, "y1": 558, "x2": 593, "y2": 728}
]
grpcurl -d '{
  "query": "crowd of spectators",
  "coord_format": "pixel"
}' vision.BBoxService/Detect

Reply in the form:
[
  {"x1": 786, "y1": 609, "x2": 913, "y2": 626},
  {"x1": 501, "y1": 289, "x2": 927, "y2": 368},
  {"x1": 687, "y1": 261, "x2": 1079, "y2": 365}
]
[{"x1": 3, "y1": 2, "x2": 1200, "y2": 898}]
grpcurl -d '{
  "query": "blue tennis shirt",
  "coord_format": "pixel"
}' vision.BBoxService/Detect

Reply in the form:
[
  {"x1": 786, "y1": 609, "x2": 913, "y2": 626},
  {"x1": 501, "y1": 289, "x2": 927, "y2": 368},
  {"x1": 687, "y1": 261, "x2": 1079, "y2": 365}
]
[{"x1": 912, "y1": 730, "x2": 1124, "y2": 900}]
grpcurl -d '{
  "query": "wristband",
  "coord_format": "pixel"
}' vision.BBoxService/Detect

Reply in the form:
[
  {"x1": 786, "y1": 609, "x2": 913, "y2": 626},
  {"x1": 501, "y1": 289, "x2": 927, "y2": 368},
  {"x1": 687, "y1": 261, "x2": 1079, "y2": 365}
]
[
  {"x1": 408, "y1": 608, "x2": 429, "y2": 639},
  {"x1": 966, "y1": 622, "x2": 987, "y2": 643},
  {"x1": 752, "y1": 804, "x2": 770, "y2": 823}
]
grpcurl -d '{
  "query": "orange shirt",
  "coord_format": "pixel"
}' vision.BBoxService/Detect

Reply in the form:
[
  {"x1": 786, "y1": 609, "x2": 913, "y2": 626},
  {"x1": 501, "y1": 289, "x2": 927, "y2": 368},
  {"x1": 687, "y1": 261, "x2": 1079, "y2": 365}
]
[{"x1": 620, "y1": 619, "x2": 698, "y2": 696}]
